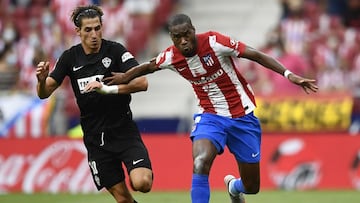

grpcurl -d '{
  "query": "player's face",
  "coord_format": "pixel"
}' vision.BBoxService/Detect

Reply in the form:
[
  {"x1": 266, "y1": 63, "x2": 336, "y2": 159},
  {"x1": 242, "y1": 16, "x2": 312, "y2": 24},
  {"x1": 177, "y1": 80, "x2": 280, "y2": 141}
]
[
  {"x1": 169, "y1": 23, "x2": 197, "y2": 57},
  {"x1": 77, "y1": 17, "x2": 102, "y2": 54}
]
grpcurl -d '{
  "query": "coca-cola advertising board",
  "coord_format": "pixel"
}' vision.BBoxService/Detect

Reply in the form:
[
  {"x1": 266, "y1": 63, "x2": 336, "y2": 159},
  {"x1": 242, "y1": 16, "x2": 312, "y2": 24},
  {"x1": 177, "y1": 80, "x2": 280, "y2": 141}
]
[
  {"x1": 1, "y1": 134, "x2": 360, "y2": 193},
  {"x1": 0, "y1": 138, "x2": 96, "y2": 193}
]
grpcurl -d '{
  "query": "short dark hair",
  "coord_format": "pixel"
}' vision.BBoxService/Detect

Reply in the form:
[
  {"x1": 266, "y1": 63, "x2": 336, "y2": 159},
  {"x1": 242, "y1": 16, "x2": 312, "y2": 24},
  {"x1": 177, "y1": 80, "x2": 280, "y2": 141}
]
[
  {"x1": 167, "y1": 13, "x2": 193, "y2": 29},
  {"x1": 71, "y1": 5, "x2": 104, "y2": 28}
]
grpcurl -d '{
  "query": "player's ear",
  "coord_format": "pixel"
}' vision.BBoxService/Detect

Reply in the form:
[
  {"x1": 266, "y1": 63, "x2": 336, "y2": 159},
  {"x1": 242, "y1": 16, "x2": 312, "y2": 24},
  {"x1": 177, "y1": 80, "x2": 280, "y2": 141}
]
[{"x1": 75, "y1": 27, "x2": 80, "y2": 36}]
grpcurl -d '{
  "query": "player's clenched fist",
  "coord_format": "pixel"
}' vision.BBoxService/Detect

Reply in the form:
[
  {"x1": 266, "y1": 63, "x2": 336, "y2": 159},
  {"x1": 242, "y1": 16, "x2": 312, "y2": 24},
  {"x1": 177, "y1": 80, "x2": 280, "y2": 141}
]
[{"x1": 36, "y1": 61, "x2": 50, "y2": 82}]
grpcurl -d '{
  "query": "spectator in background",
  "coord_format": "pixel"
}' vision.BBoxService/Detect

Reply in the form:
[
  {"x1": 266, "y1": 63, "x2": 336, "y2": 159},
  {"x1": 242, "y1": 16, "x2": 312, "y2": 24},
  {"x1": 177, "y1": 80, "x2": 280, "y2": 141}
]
[
  {"x1": 338, "y1": 28, "x2": 359, "y2": 88},
  {"x1": 313, "y1": 31, "x2": 350, "y2": 92},
  {"x1": 277, "y1": 0, "x2": 360, "y2": 93},
  {"x1": 251, "y1": 28, "x2": 312, "y2": 95},
  {"x1": 50, "y1": 0, "x2": 91, "y2": 44},
  {"x1": 17, "y1": 27, "x2": 42, "y2": 90},
  {"x1": 101, "y1": 0, "x2": 128, "y2": 44},
  {"x1": 123, "y1": 0, "x2": 159, "y2": 58},
  {"x1": 39, "y1": 6, "x2": 60, "y2": 56},
  {"x1": 0, "y1": 19, "x2": 20, "y2": 90},
  {"x1": 279, "y1": 0, "x2": 311, "y2": 55},
  {"x1": 1, "y1": 20, "x2": 19, "y2": 46},
  {"x1": 17, "y1": 44, "x2": 47, "y2": 93},
  {"x1": 0, "y1": 44, "x2": 19, "y2": 90}
]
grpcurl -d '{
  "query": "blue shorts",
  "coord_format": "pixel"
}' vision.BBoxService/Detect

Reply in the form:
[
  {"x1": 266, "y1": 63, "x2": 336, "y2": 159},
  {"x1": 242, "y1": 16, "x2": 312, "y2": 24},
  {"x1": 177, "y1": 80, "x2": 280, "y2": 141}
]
[{"x1": 190, "y1": 112, "x2": 262, "y2": 163}]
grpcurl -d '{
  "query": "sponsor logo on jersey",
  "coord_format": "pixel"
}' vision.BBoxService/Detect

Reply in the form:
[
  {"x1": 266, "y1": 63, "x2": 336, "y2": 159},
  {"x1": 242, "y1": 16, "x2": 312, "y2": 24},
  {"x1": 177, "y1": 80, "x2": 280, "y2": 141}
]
[
  {"x1": 77, "y1": 75, "x2": 104, "y2": 94},
  {"x1": 102, "y1": 57, "x2": 111, "y2": 68},
  {"x1": 189, "y1": 69, "x2": 224, "y2": 85},
  {"x1": 121, "y1": 52, "x2": 134, "y2": 63}
]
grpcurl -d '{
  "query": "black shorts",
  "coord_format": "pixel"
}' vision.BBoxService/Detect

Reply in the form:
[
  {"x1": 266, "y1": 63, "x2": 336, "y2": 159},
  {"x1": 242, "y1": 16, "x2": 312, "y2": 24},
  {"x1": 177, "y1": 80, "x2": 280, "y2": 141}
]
[{"x1": 83, "y1": 120, "x2": 152, "y2": 190}]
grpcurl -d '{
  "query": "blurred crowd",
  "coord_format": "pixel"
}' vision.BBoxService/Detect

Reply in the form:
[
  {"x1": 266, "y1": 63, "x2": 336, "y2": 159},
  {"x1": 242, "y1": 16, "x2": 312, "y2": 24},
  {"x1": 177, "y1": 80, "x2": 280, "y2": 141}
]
[
  {"x1": 241, "y1": 0, "x2": 360, "y2": 96},
  {"x1": 1, "y1": 0, "x2": 360, "y2": 94},
  {"x1": 0, "y1": 0, "x2": 180, "y2": 93}
]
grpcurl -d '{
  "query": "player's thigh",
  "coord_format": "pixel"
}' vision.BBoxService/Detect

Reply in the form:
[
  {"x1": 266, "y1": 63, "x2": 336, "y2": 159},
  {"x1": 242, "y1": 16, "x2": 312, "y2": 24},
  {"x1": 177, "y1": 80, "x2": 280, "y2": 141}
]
[
  {"x1": 122, "y1": 138, "x2": 152, "y2": 172},
  {"x1": 191, "y1": 113, "x2": 228, "y2": 154},
  {"x1": 87, "y1": 144, "x2": 125, "y2": 190}
]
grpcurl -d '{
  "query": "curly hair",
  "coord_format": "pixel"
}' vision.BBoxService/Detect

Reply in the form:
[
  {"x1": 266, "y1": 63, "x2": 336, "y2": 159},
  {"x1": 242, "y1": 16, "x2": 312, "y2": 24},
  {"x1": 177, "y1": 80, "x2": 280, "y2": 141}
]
[{"x1": 71, "y1": 5, "x2": 104, "y2": 28}]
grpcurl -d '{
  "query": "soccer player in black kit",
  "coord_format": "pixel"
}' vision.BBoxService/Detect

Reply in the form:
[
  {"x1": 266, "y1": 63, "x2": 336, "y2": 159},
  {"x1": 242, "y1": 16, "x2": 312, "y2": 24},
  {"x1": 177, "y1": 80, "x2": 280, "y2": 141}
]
[{"x1": 36, "y1": 5, "x2": 153, "y2": 203}]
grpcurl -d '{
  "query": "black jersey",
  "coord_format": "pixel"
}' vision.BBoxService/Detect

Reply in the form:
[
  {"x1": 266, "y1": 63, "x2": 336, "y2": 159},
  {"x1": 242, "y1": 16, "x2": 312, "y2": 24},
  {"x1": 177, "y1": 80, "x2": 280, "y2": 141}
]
[{"x1": 50, "y1": 39, "x2": 139, "y2": 135}]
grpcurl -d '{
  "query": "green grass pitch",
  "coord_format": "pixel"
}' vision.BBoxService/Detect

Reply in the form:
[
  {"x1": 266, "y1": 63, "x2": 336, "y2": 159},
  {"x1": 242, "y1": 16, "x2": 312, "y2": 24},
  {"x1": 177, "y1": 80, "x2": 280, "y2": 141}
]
[{"x1": 0, "y1": 190, "x2": 359, "y2": 203}]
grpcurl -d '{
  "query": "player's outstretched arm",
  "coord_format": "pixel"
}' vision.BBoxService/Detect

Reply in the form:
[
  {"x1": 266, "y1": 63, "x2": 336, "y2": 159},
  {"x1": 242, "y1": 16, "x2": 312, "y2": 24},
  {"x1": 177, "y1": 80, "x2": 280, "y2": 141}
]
[
  {"x1": 103, "y1": 58, "x2": 158, "y2": 85},
  {"x1": 241, "y1": 46, "x2": 318, "y2": 94}
]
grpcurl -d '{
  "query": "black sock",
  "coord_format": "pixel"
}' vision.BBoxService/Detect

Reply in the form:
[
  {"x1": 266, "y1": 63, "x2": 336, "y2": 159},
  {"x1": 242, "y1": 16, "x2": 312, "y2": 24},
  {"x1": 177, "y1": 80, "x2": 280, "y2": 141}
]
[{"x1": 134, "y1": 200, "x2": 138, "y2": 203}]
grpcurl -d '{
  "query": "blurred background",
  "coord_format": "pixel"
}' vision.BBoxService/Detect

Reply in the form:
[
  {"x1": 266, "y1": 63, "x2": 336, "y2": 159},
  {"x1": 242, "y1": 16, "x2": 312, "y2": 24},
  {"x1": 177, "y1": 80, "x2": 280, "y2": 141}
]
[{"x1": 1, "y1": 0, "x2": 360, "y2": 195}]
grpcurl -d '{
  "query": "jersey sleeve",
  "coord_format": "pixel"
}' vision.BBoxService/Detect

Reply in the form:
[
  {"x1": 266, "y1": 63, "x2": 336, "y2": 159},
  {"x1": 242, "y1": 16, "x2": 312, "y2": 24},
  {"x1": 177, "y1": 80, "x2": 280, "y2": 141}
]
[
  {"x1": 211, "y1": 31, "x2": 246, "y2": 57},
  {"x1": 49, "y1": 50, "x2": 71, "y2": 85},
  {"x1": 155, "y1": 47, "x2": 174, "y2": 70}
]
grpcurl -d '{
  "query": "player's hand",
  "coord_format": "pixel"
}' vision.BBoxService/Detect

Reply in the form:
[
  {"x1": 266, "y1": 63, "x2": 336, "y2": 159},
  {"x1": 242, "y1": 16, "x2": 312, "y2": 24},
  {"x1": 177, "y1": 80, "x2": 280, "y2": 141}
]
[
  {"x1": 84, "y1": 81, "x2": 118, "y2": 94},
  {"x1": 102, "y1": 72, "x2": 126, "y2": 85},
  {"x1": 84, "y1": 81, "x2": 102, "y2": 93},
  {"x1": 36, "y1": 61, "x2": 50, "y2": 82},
  {"x1": 288, "y1": 74, "x2": 318, "y2": 94}
]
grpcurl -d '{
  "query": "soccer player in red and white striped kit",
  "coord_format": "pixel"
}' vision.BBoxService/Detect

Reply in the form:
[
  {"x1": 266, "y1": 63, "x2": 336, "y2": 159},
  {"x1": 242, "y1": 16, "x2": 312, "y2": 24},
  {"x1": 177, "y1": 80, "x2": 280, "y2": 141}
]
[{"x1": 86, "y1": 13, "x2": 318, "y2": 203}]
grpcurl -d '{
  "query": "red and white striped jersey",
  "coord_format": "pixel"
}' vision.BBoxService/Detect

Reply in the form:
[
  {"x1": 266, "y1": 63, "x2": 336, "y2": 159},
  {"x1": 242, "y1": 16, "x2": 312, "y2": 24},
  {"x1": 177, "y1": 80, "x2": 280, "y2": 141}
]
[{"x1": 155, "y1": 31, "x2": 256, "y2": 118}]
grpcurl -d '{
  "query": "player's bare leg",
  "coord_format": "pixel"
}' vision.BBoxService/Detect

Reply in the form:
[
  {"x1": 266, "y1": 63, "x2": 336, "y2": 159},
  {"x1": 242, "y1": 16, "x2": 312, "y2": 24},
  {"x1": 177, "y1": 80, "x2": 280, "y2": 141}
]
[
  {"x1": 107, "y1": 181, "x2": 136, "y2": 203},
  {"x1": 224, "y1": 162, "x2": 260, "y2": 203},
  {"x1": 238, "y1": 162, "x2": 260, "y2": 194}
]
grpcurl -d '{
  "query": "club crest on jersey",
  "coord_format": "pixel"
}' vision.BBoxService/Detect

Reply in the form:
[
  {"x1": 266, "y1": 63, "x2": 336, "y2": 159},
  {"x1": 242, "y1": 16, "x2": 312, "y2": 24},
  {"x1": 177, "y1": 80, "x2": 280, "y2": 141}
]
[
  {"x1": 202, "y1": 54, "x2": 214, "y2": 67},
  {"x1": 102, "y1": 57, "x2": 111, "y2": 68}
]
